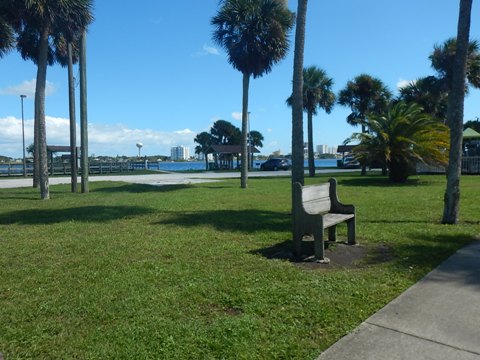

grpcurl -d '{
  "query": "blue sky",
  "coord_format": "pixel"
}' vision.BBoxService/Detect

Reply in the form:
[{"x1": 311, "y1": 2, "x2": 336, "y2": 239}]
[{"x1": 1, "y1": 0, "x2": 479, "y2": 158}]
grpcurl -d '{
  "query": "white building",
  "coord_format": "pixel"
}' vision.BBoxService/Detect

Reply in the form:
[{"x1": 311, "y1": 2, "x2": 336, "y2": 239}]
[
  {"x1": 317, "y1": 144, "x2": 328, "y2": 154},
  {"x1": 316, "y1": 144, "x2": 337, "y2": 155},
  {"x1": 171, "y1": 145, "x2": 190, "y2": 161}
]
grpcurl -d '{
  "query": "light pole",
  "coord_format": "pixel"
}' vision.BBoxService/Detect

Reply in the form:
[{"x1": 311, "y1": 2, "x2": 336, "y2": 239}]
[{"x1": 20, "y1": 95, "x2": 27, "y2": 177}]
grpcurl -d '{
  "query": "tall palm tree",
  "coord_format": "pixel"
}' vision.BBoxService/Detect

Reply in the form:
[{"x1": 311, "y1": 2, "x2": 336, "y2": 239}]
[
  {"x1": 338, "y1": 74, "x2": 392, "y2": 175},
  {"x1": 338, "y1": 74, "x2": 392, "y2": 132},
  {"x1": 287, "y1": 66, "x2": 335, "y2": 177},
  {"x1": 194, "y1": 131, "x2": 214, "y2": 170},
  {"x1": 351, "y1": 102, "x2": 449, "y2": 183},
  {"x1": 442, "y1": 0, "x2": 473, "y2": 224},
  {"x1": 212, "y1": 0, "x2": 294, "y2": 188},
  {"x1": 291, "y1": 0, "x2": 308, "y2": 258},
  {"x1": 11, "y1": 0, "x2": 93, "y2": 199}
]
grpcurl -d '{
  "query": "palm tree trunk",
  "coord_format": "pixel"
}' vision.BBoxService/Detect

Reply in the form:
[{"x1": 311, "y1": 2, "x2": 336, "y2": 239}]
[
  {"x1": 291, "y1": 0, "x2": 307, "y2": 258},
  {"x1": 307, "y1": 110, "x2": 315, "y2": 177},
  {"x1": 442, "y1": 0, "x2": 472, "y2": 224},
  {"x1": 204, "y1": 152, "x2": 208, "y2": 170},
  {"x1": 80, "y1": 30, "x2": 89, "y2": 193},
  {"x1": 291, "y1": 0, "x2": 307, "y2": 187},
  {"x1": 361, "y1": 123, "x2": 367, "y2": 175},
  {"x1": 33, "y1": 103, "x2": 39, "y2": 188},
  {"x1": 241, "y1": 72, "x2": 250, "y2": 189},
  {"x1": 35, "y1": 26, "x2": 50, "y2": 200},
  {"x1": 67, "y1": 42, "x2": 77, "y2": 193}
]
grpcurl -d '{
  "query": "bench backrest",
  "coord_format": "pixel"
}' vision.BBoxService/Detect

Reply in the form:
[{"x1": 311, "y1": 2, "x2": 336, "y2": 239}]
[{"x1": 301, "y1": 183, "x2": 331, "y2": 214}]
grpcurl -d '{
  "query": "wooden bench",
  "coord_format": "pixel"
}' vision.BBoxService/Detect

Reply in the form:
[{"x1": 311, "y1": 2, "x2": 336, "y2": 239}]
[{"x1": 293, "y1": 178, "x2": 356, "y2": 263}]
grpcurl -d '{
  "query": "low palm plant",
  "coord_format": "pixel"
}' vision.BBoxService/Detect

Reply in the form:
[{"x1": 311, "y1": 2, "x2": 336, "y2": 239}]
[{"x1": 351, "y1": 102, "x2": 450, "y2": 182}]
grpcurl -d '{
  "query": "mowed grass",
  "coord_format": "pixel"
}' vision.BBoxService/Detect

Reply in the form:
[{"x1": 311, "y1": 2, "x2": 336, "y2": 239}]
[{"x1": 0, "y1": 174, "x2": 478, "y2": 359}]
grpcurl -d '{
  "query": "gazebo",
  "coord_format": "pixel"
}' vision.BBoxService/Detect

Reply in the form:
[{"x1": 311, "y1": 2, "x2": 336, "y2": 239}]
[
  {"x1": 207, "y1": 144, "x2": 260, "y2": 170},
  {"x1": 463, "y1": 128, "x2": 480, "y2": 156}
]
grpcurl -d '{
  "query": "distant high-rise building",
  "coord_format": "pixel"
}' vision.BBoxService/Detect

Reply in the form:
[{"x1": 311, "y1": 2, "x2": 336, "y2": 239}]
[
  {"x1": 171, "y1": 145, "x2": 189, "y2": 161},
  {"x1": 317, "y1": 144, "x2": 328, "y2": 154},
  {"x1": 329, "y1": 146, "x2": 338, "y2": 154}
]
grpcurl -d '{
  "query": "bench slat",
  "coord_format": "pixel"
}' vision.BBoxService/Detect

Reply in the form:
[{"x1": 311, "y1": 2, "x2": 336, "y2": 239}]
[
  {"x1": 303, "y1": 198, "x2": 331, "y2": 214},
  {"x1": 301, "y1": 184, "x2": 331, "y2": 213},
  {"x1": 323, "y1": 213, "x2": 355, "y2": 228}
]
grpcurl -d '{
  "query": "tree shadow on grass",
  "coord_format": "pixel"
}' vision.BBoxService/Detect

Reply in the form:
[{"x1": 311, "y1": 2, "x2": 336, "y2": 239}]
[
  {"x1": 154, "y1": 209, "x2": 291, "y2": 233},
  {"x1": 337, "y1": 176, "x2": 423, "y2": 188},
  {"x1": 92, "y1": 183, "x2": 192, "y2": 194},
  {"x1": 0, "y1": 205, "x2": 153, "y2": 224}
]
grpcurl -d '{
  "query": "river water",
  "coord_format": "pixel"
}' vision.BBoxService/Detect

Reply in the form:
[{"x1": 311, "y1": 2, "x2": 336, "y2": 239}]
[{"x1": 150, "y1": 159, "x2": 338, "y2": 172}]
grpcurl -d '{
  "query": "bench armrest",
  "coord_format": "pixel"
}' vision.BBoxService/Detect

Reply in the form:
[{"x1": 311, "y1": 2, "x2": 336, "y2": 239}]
[{"x1": 329, "y1": 178, "x2": 356, "y2": 215}]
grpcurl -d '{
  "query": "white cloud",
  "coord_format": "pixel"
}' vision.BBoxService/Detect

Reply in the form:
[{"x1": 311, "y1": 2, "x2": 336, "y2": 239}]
[
  {"x1": 192, "y1": 44, "x2": 220, "y2": 57},
  {"x1": 203, "y1": 44, "x2": 219, "y2": 55},
  {"x1": 0, "y1": 79, "x2": 57, "y2": 98},
  {"x1": 231, "y1": 112, "x2": 242, "y2": 121},
  {"x1": 0, "y1": 116, "x2": 199, "y2": 158},
  {"x1": 396, "y1": 78, "x2": 415, "y2": 90}
]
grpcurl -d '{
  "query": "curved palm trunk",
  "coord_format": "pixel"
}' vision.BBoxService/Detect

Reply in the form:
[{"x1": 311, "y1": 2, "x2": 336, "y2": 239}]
[
  {"x1": 204, "y1": 152, "x2": 209, "y2": 170},
  {"x1": 35, "y1": 26, "x2": 50, "y2": 199},
  {"x1": 307, "y1": 110, "x2": 315, "y2": 177},
  {"x1": 292, "y1": 0, "x2": 307, "y2": 257},
  {"x1": 241, "y1": 72, "x2": 250, "y2": 189},
  {"x1": 442, "y1": 0, "x2": 472, "y2": 224}
]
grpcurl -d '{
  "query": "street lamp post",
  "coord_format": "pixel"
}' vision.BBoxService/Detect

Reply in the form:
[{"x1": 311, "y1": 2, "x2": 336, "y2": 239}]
[{"x1": 20, "y1": 95, "x2": 27, "y2": 177}]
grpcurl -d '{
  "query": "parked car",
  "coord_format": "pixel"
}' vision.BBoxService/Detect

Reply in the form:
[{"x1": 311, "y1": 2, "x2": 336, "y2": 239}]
[
  {"x1": 343, "y1": 155, "x2": 360, "y2": 168},
  {"x1": 260, "y1": 158, "x2": 291, "y2": 171}
]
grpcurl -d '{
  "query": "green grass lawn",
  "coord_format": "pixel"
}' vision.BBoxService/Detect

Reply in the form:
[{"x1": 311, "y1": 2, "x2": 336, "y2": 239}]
[{"x1": 0, "y1": 174, "x2": 478, "y2": 359}]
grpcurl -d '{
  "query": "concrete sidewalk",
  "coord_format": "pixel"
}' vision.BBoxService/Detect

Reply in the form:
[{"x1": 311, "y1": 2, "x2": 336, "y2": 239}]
[
  {"x1": 0, "y1": 168, "x2": 359, "y2": 189},
  {"x1": 317, "y1": 240, "x2": 480, "y2": 360}
]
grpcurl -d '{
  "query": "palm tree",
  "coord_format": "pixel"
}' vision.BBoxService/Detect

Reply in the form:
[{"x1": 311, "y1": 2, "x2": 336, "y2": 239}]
[
  {"x1": 287, "y1": 66, "x2": 335, "y2": 177},
  {"x1": 442, "y1": 0, "x2": 473, "y2": 224},
  {"x1": 194, "y1": 132, "x2": 214, "y2": 170},
  {"x1": 351, "y1": 102, "x2": 450, "y2": 183},
  {"x1": 11, "y1": 0, "x2": 93, "y2": 199},
  {"x1": 291, "y1": 0, "x2": 308, "y2": 258},
  {"x1": 248, "y1": 130, "x2": 264, "y2": 168},
  {"x1": 398, "y1": 76, "x2": 448, "y2": 122},
  {"x1": 0, "y1": 18, "x2": 14, "y2": 58},
  {"x1": 338, "y1": 74, "x2": 392, "y2": 175},
  {"x1": 212, "y1": 0, "x2": 294, "y2": 188},
  {"x1": 430, "y1": 37, "x2": 480, "y2": 95}
]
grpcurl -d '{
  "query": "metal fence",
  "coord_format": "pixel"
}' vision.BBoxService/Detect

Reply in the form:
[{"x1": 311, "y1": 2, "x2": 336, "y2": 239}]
[
  {"x1": 416, "y1": 156, "x2": 480, "y2": 174},
  {"x1": 0, "y1": 162, "x2": 139, "y2": 177}
]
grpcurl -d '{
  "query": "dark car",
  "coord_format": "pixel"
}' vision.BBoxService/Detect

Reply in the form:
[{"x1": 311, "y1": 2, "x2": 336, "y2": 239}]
[{"x1": 260, "y1": 158, "x2": 291, "y2": 171}]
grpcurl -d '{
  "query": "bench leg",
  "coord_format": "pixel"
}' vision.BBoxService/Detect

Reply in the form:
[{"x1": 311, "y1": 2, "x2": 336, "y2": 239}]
[
  {"x1": 313, "y1": 227, "x2": 329, "y2": 263},
  {"x1": 328, "y1": 225, "x2": 337, "y2": 242},
  {"x1": 293, "y1": 232, "x2": 302, "y2": 258},
  {"x1": 347, "y1": 218, "x2": 356, "y2": 245}
]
